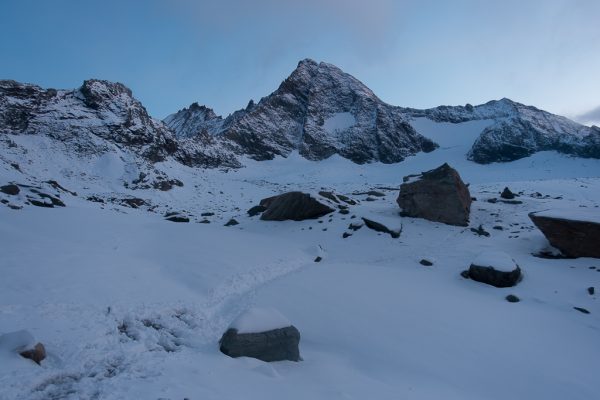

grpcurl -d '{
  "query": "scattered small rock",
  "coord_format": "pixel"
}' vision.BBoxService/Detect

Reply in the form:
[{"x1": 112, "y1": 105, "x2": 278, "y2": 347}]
[
  {"x1": 314, "y1": 256, "x2": 322, "y2": 263},
  {"x1": 470, "y1": 225, "x2": 490, "y2": 237},
  {"x1": 224, "y1": 218, "x2": 239, "y2": 226},
  {"x1": 165, "y1": 215, "x2": 189, "y2": 223},
  {"x1": 419, "y1": 259, "x2": 433, "y2": 266},
  {"x1": 505, "y1": 294, "x2": 520, "y2": 303},
  {"x1": 573, "y1": 307, "x2": 590, "y2": 314},
  {"x1": 361, "y1": 218, "x2": 401, "y2": 238},
  {"x1": 587, "y1": 287, "x2": 595, "y2": 295},
  {"x1": 342, "y1": 232, "x2": 352, "y2": 238},
  {"x1": 201, "y1": 212, "x2": 215, "y2": 217},
  {"x1": 500, "y1": 187, "x2": 516, "y2": 199},
  {"x1": 247, "y1": 205, "x2": 267, "y2": 217}
]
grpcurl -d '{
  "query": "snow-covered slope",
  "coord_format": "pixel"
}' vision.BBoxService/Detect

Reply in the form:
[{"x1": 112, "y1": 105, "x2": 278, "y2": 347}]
[{"x1": 403, "y1": 98, "x2": 600, "y2": 163}]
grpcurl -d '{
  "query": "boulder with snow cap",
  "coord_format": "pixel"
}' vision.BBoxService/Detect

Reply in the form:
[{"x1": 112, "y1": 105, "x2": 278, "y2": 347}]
[
  {"x1": 466, "y1": 251, "x2": 522, "y2": 288},
  {"x1": 0, "y1": 330, "x2": 46, "y2": 365},
  {"x1": 219, "y1": 307, "x2": 301, "y2": 362}
]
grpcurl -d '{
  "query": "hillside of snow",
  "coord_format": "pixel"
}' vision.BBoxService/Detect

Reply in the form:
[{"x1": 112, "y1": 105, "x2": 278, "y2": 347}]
[{"x1": 1, "y1": 115, "x2": 599, "y2": 399}]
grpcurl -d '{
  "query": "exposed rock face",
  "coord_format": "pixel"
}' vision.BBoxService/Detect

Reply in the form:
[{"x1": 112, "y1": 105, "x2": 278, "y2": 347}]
[
  {"x1": 529, "y1": 211, "x2": 600, "y2": 258},
  {"x1": 397, "y1": 163, "x2": 471, "y2": 226},
  {"x1": 402, "y1": 98, "x2": 600, "y2": 163},
  {"x1": 467, "y1": 251, "x2": 522, "y2": 288},
  {"x1": 0, "y1": 184, "x2": 19, "y2": 195},
  {"x1": 166, "y1": 59, "x2": 438, "y2": 163},
  {"x1": 0, "y1": 79, "x2": 239, "y2": 168},
  {"x1": 259, "y1": 192, "x2": 334, "y2": 221},
  {"x1": 219, "y1": 326, "x2": 301, "y2": 362}
]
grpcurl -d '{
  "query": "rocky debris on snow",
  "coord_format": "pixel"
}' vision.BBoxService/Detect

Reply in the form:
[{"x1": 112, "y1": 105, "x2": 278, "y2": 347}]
[
  {"x1": 529, "y1": 210, "x2": 600, "y2": 258},
  {"x1": 348, "y1": 222, "x2": 363, "y2": 231},
  {"x1": 352, "y1": 190, "x2": 385, "y2": 197},
  {"x1": 0, "y1": 330, "x2": 46, "y2": 365},
  {"x1": 219, "y1": 308, "x2": 301, "y2": 362},
  {"x1": 1, "y1": 184, "x2": 20, "y2": 195},
  {"x1": 587, "y1": 287, "x2": 595, "y2": 295},
  {"x1": 465, "y1": 251, "x2": 522, "y2": 288},
  {"x1": 339, "y1": 208, "x2": 350, "y2": 215},
  {"x1": 501, "y1": 187, "x2": 516, "y2": 199},
  {"x1": 314, "y1": 256, "x2": 322, "y2": 263},
  {"x1": 337, "y1": 194, "x2": 357, "y2": 205},
  {"x1": 342, "y1": 232, "x2": 352, "y2": 238},
  {"x1": 470, "y1": 225, "x2": 490, "y2": 237},
  {"x1": 45, "y1": 180, "x2": 77, "y2": 196},
  {"x1": 318, "y1": 191, "x2": 339, "y2": 203},
  {"x1": 493, "y1": 225, "x2": 504, "y2": 230},
  {"x1": 115, "y1": 197, "x2": 148, "y2": 209},
  {"x1": 397, "y1": 163, "x2": 471, "y2": 226},
  {"x1": 164, "y1": 212, "x2": 189, "y2": 223},
  {"x1": 247, "y1": 205, "x2": 267, "y2": 217},
  {"x1": 224, "y1": 218, "x2": 239, "y2": 226},
  {"x1": 128, "y1": 172, "x2": 184, "y2": 191},
  {"x1": 200, "y1": 212, "x2": 215, "y2": 217},
  {"x1": 259, "y1": 191, "x2": 334, "y2": 221},
  {"x1": 506, "y1": 294, "x2": 520, "y2": 303},
  {"x1": 573, "y1": 307, "x2": 590, "y2": 314},
  {"x1": 361, "y1": 217, "x2": 401, "y2": 238},
  {"x1": 419, "y1": 259, "x2": 434, "y2": 266}
]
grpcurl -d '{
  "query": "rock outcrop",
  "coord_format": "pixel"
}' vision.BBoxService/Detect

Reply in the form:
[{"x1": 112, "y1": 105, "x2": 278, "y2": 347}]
[
  {"x1": 259, "y1": 191, "x2": 334, "y2": 221},
  {"x1": 529, "y1": 210, "x2": 600, "y2": 258},
  {"x1": 397, "y1": 163, "x2": 471, "y2": 226}
]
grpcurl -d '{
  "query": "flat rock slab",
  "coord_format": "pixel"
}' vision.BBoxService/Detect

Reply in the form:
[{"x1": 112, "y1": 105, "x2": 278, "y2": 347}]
[
  {"x1": 529, "y1": 210, "x2": 600, "y2": 258},
  {"x1": 260, "y1": 191, "x2": 334, "y2": 221},
  {"x1": 397, "y1": 163, "x2": 471, "y2": 226}
]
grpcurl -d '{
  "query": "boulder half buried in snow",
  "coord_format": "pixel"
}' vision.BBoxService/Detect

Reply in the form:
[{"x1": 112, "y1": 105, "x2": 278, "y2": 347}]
[
  {"x1": 467, "y1": 251, "x2": 522, "y2": 288},
  {"x1": 219, "y1": 307, "x2": 301, "y2": 362},
  {"x1": 259, "y1": 191, "x2": 334, "y2": 221},
  {"x1": 397, "y1": 163, "x2": 471, "y2": 226},
  {"x1": 0, "y1": 330, "x2": 46, "y2": 365},
  {"x1": 529, "y1": 210, "x2": 600, "y2": 258}
]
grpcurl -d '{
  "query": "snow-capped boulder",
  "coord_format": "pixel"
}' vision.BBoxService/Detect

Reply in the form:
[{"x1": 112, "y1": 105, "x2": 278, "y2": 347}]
[
  {"x1": 529, "y1": 210, "x2": 600, "y2": 258},
  {"x1": 219, "y1": 308, "x2": 301, "y2": 362},
  {"x1": 397, "y1": 163, "x2": 471, "y2": 226},
  {"x1": 0, "y1": 330, "x2": 46, "y2": 365},
  {"x1": 259, "y1": 191, "x2": 334, "y2": 221},
  {"x1": 466, "y1": 251, "x2": 522, "y2": 288}
]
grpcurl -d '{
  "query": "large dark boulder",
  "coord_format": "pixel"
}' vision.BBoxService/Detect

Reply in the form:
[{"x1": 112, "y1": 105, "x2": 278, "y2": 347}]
[
  {"x1": 220, "y1": 326, "x2": 301, "y2": 362},
  {"x1": 260, "y1": 191, "x2": 334, "y2": 221},
  {"x1": 397, "y1": 163, "x2": 471, "y2": 226},
  {"x1": 529, "y1": 210, "x2": 600, "y2": 258},
  {"x1": 0, "y1": 184, "x2": 20, "y2": 195},
  {"x1": 466, "y1": 251, "x2": 522, "y2": 288}
]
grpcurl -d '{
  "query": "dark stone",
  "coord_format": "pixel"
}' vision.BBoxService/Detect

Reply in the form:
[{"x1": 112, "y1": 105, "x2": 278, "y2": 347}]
[
  {"x1": 166, "y1": 216, "x2": 189, "y2": 223},
  {"x1": 201, "y1": 212, "x2": 215, "y2": 217},
  {"x1": 588, "y1": 286, "x2": 595, "y2": 295},
  {"x1": 247, "y1": 205, "x2": 267, "y2": 216},
  {"x1": 397, "y1": 163, "x2": 471, "y2": 226},
  {"x1": 199, "y1": 219, "x2": 211, "y2": 224},
  {"x1": 342, "y1": 232, "x2": 352, "y2": 238},
  {"x1": 348, "y1": 222, "x2": 363, "y2": 231},
  {"x1": 460, "y1": 270, "x2": 470, "y2": 279},
  {"x1": 468, "y1": 262, "x2": 521, "y2": 288},
  {"x1": 361, "y1": 218, "x2": 401, "y2": 238},
  {"x1": 318, "y1": 191, "x2": 339, "y2": 203},
  {"x1": 505, "y1": 294, "x2": 520, "y2": 303},
  {"x1": 219, "y1": 326, "x2": 301, "y2": 362},
  {"x1": 339, "y1": 209, "x2": 350, "y2": 215},
  {"x1": 19, "y1": 343, "x2": 46, "y2": 365},
  {"x1": 470, "y1": 225, "x2": 490, "y2": 237},
  {"x1": 225, "y1": 218, "x2": 239, "y2": 226},
  {"x1": 314, "y1": 256, "x2": 322, "y2": 263},
  {"x1": 337, "y1": 195, "x2": 357, "y2": 205},
  {"x1": 45, "y1": 180, "x2": 77, "y2": 196},
  {"x1": 120, "y1": 197, "x2": 147, "y2": 208},
  {"x1": 365, "y1": 197, "x2": 376, "y2": 202},
  {"x1": 573, "y1": 307, "x2": 590, "y2": 314},
  {"x1": 29, "y1": 199, "x2": 53, "y2": 208},
  {"x1": 260, "y1": 192, "x2": 334, "y2": 221},
  {"x1": 529, "y1": 211, "x2": 600, "y2": 258},
  {"x1": 500, "y1": 199, "x2": 523, "y2": 205},
  {"x1": 419, "y1": 259, "x2": 433, "y2": 266},
  {"x1": 493, "y1": 225, "x2": 504, "y2": 230},
  {"x1": 1, "y1": 184, "x2": 20, "y2": 195},
  {"x1": 487, "y1": 198, "x2": 498, "y2": 204},
  {"x1": 501, "y1": 187, "x2": 516, "y2": 199}
]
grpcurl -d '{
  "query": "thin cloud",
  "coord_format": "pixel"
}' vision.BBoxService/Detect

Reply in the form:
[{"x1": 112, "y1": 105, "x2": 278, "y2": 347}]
[{"x1": 575, "y1": 105, "x2": 600, "y2": 126}]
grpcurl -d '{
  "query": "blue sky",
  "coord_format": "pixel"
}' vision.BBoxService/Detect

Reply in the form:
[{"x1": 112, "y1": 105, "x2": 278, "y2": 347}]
[{"x1": 1, "y1": 0, "x2": 599, "y2": 124}]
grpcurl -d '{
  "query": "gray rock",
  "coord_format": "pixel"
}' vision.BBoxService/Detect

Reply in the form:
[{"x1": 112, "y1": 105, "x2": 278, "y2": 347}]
[
  {"x1": 219, "y1": 326, "x2": 301, "y2": 362},
  {"x1": 361, "y1": 217, "x2": 401, "y2": 238},
  {"x1": 467, "y1": 256, "x2": 522, "y2": 288},
  {"x1": 397, "y1": 163, "x2": 472, "y2": 226},
  {"x1": 19, "y1": 343, "x2": 46, "y2": 365},
  {"x1": 0, "y1": 184, "x2": 20, "y2": 195},
  {"x1": 260, "y1": 192, "x2": 334, "y2": 221}
]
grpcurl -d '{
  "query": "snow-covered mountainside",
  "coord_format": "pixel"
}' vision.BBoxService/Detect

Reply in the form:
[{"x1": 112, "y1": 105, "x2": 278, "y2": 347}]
[
  {"x1": 403, "y1": 98, "x2": 600, "y2": 163},
  {"x1": 0, "y1": 79, "x2": 240, "y2": 170},
  {"x1": 166, "y1": 59, "x2": 439, "y2": 163}
]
